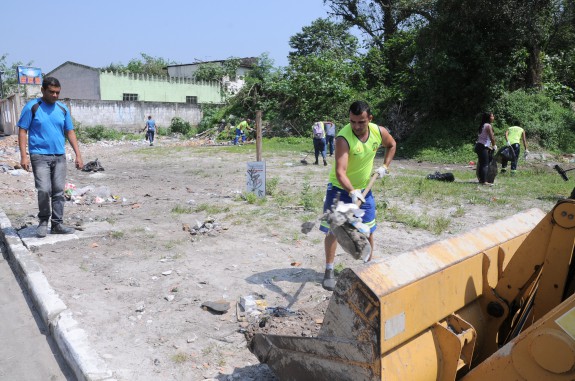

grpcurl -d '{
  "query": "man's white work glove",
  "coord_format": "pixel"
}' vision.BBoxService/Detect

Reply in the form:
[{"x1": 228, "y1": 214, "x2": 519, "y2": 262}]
[
  {"x1": 349, "y1": 190, "x2": 366, "y2": 205},
  {"x1": 492, "y1": 145, "x2": 498, "y2": 152},
  {"x1": 506, "y1": 140, "x2": 511, "y2": 146},
  {"x1": 375, "y1": 165, "x2": 389, "y2": 178},
  {"x1": 524, "y1": 149, "x2": 530, "y2": 159}
]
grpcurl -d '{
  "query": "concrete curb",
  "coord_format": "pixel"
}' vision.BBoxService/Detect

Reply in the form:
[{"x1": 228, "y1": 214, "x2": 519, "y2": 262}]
[{"x1": 0, "y1": 210, "x2": 115, "y2": 381}]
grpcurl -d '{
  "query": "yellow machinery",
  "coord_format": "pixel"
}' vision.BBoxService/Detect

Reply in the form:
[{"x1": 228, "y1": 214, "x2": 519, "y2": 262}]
[{"x1": 250, "y1": 199, "x2": 575, "y2": 380}]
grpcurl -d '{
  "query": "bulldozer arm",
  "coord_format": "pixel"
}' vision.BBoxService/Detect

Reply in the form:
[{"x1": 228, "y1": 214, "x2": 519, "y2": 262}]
[{"x1": 250, "y1": 201, "x2": 575, "y2": 380}]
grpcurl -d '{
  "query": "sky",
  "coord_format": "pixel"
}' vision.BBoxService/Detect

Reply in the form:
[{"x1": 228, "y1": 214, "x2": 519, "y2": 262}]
[{"x1": 1, "y1": 0, "x2": 333, "y2": 73}]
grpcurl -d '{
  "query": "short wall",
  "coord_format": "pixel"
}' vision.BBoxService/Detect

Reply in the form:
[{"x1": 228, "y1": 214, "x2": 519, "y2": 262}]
[
  {"x1": 68, "y1": 100, "x2": 203, "y2": 132},
  {"x1": 0, "y1": 95, "x2": 203, "y2": 135}
]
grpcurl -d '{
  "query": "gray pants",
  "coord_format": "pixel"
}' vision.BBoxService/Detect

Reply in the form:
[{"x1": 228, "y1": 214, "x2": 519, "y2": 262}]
[{"x1": 30, "y1": 154, "x2": 67, "y2": 225}]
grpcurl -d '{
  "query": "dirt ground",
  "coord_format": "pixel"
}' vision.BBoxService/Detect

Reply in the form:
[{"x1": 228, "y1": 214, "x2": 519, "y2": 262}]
[{"x1": 0, "y1": 135, "x2": 563, "y2": 381}]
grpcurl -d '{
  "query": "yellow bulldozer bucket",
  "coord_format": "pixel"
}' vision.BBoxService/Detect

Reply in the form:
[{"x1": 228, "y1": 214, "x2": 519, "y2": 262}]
[{"x1": 250, "y1": 206, "x2": 575, "y2": 380}]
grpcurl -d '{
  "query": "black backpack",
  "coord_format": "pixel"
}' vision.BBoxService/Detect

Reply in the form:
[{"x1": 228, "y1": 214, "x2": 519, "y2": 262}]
[{"x1": 31, "y1": 100, "x2": 67, "y2": 119}]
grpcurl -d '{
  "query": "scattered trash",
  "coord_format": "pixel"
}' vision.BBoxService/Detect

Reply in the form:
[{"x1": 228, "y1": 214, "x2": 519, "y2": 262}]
[
  {"x1": 265, "y1": 307, "x2": 296, "y2": 317},
  {"x1": 182, "y1": 217, "x2": 225, "y2": 237},
  {"x1": 64, "y1": 183, "x2": 76, "y2": 199},
  {"x1": 82, "y1": 158, "x2": 105, "y2": 172},
  {"x1": 240, "y1": 294, "x2": 267, "y2": 313}
]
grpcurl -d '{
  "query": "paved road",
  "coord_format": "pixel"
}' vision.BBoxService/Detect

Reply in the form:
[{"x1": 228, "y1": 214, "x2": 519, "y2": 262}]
[{"x1": 0, "y1": 247, "x2": 75, "y2": 381}]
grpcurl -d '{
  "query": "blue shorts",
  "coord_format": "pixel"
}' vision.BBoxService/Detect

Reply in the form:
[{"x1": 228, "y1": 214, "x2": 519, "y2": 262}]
[{"x1": 319, "y1": 183, "x2": 376, "y2": 233}]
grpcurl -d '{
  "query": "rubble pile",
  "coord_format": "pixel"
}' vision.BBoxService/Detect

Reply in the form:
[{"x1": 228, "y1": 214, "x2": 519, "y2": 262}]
[{"x1": 182, "y1": 217, "x2": 225, "y2": 237}]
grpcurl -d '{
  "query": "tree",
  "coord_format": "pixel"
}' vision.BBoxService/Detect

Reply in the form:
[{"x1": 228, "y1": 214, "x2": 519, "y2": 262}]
[
  {"x1": 325, "y1": 0, "x2": 435, "y2": 86},
  {"x1": 193, "y1": 57, "x2": 241, "y2": 82},
  {"x1": 288, "y1": 18, "x2": 359, "y2": 62},
  {"x1": 0, "y1": 53, "x2": 34, "y2": 98},
  {"x1": 101, "y1": 53, "x2": 175, "y2": 76}
]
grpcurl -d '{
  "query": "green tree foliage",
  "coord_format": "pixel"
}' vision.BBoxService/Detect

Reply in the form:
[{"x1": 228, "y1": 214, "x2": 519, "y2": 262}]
[
  {"x1": 101, "y1": 53, "x2": 175, "y2": 76},
  {"x1": 494, "y1": 90, "x2": 575, "y2": 151},
  {"x1": 220, "y1": 23, "x2": 365, "y2": 137},
  {"x1": 266, "y1": 55, "x2": 365, "y2": 134},
  {"x1": 288, "y1": 18, "x2": 359, "y2": 61},
  {"x1": 193, "y1": 57, "x2": 241, "y2": 82},
  {"x1": 0, "y1": 54, "x2": 34, "y2": 98}
]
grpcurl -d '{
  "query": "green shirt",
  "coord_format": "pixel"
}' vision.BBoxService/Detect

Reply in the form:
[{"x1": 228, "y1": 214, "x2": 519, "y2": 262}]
[
  {"x1": 238, "y1": 120, "x2": 249, "y2": 130},
  {"x1": 329, "y1": 123, "x2": 383, "y2": 189},
  {"x1": 507, "y1": 126, "x2": 524, "y2": 145}
]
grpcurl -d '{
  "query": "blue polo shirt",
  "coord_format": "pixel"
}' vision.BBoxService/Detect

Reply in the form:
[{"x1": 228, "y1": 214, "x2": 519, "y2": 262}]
[{"x1": 17, "y1": 99, "x2": 73, "y2": 155}]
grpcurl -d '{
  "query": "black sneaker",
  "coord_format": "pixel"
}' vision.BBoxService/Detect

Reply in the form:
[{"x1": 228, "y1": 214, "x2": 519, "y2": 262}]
[
  {"x1": 323, "y1": 160, "x2": 327, "y2": 166},
  {"x1": 322, "y1": 269, "x2": 336, "y2": 291},
  {"x1": 36, "y1": 221, "x2": 48, "y2": 238},
  {"x1": 50, "y1": 224, "x2": 76, "y2": 235}
]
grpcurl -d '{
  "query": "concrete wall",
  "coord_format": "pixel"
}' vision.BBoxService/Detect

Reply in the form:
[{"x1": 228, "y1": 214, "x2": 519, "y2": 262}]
[
  {"x1": 99, "y1": 71, "x2": 222, "y2": 104},
  {"x1": 0, "y1": 95, "x2": 202, "y2": 134},
  {"x1": 49, "y1": 63, "x2": 101, "y2": 100},
  {"x1": 68, "y1": 100, "x2": 202, "y2": 131},
  {"x1": 0, "y1": 94, "x2": 24, "y2": 135}
]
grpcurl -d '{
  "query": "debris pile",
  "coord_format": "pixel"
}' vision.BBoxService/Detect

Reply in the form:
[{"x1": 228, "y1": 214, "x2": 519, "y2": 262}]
[
  {"x1": 182, "y1": 217, "x2": 226, "y2": 238},
  {"x1": 242, "y1": 306, "x2": 324, "y2": 346}
]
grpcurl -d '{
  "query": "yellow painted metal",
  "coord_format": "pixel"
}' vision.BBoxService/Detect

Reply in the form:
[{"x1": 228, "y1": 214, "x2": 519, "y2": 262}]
[
  {"x1": 251, "y1": 208, "x2": 548, "y2": 380},
  {"x1": 532, "y1": 201, "x2": 575, "y2": 322},
  {"x1": 251, "y1": 201, "x2": 575, "y2": 380},
  {"x1": 462, "y1": 293, "x2": 575, "y2": 380}
]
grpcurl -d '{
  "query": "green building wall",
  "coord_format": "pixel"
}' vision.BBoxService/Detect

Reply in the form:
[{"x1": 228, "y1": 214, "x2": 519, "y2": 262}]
[{"x1": 99, "y1": 71, "x2": 223, "y2": 104}]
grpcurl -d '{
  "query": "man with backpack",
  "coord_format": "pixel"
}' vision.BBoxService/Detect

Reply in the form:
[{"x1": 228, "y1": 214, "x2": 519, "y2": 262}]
[
  {"x1": 142, "y1": 115, "x2": 156, "y2": 146},
  {"x1": 312, "y1": 121, "x2": 327, "y2": 166},
  {"x1": 17, "y1": 76, "x2": 83, "y2": 238}
]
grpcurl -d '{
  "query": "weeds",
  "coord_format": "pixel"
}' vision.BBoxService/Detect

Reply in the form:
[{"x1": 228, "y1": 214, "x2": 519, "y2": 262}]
[
  {"x1": 300, "y1": 178, "x2": 322, "y2": 211},
  {"x1": 109, "y1": 230, "x2": 124, "y2": 239},
  {"x1": 266, "y1": 177, "x2": 280, "y2": 196},
  {"x1": 171, "y1": 352, "x2": 190, "y2": 364},
  {"x1": 171, "y1": 205, "x2": 194, "y2": 214}
]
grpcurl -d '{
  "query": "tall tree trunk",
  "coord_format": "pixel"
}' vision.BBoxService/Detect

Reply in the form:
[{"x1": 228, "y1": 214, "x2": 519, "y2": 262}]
[{"x1": 526, "y1": 44, "x2": 542, "y2": 88}]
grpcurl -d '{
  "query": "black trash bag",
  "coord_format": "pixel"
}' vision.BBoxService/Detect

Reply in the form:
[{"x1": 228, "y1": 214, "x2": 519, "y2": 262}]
[
  {"x1": 82, "y1": 158, "x2": 105, "y2": 172},
  {"x1": 496, "y1": 145, "x2": 516, "y2": 163},
  {"x1": 426, "y1": 171, "x2": 455, "y2": 182}
]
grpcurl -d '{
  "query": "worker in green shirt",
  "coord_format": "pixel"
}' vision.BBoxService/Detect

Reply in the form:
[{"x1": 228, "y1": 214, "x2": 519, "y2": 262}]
[{"x1": 501, "y1": 125, "x2": 529, "y2": 175}]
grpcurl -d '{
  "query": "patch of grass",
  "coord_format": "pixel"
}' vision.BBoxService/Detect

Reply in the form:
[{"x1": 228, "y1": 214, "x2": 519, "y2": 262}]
[
  {"x1": 300, "y1": 178, "x2": 323, "y2": 212},
  {"x1": 171, "y1": 205, "x2": 194, "y2": 214},
  {"x1": 263, "y1": 137, "x2": 309, "y2": 152},
  {"x1": 109, "y1": 230, "x2": 124, "y2": 239},
  {"x1": 194, "y1": 203, "x2": 230, "y2": 214},
  {"x1": 171, "y1": 352, "x2": 190, "y2": 364},
  {"x1": 451, "y1": 206, "x2": 466, "y2": 218},
  {"x1": 272, "y1": 190, "x2": 291, "y2": 207},
  {"x1": 431, "y1": 216, "x2": 451, "y2": 235},
  {"x1": 243, "y1": 192, "x2": 258, "y2": 204},
  {"x1": 76, "y1": 125, "x2": 140, "y2": 143},
  {"x1": 266, "y1": 177, "x2": 280, "y2": 196}
]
